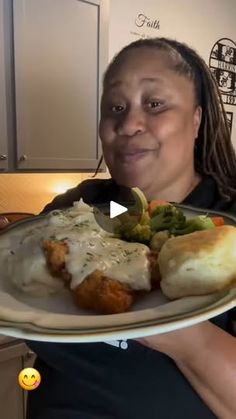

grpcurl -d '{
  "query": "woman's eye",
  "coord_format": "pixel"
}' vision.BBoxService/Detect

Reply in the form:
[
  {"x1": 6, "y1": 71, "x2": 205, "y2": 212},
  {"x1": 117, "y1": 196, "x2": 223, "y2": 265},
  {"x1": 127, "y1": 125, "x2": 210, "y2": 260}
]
[
  {"x1": 110, "y1": 104, "x2": 125, "y2": 113},
  {"x1": 147, "y1": 100, "x2": 162, "y2": 109}
]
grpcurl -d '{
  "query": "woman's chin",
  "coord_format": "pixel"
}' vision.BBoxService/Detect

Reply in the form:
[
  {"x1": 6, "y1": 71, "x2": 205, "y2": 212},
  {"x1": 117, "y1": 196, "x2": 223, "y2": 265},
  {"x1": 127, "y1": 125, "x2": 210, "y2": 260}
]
[
  {"x1": 109, "y1": 158, "x2": 155, "y2": 191},
  {"x1": 114, "y1": 172, "x2": 148, "y2": 191}
]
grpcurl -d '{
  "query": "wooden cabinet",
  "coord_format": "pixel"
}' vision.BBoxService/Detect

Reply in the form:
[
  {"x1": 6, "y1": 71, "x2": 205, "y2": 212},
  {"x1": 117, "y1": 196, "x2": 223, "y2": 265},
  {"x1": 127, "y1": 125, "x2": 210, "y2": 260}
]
[
  {"x1": 0, "y1": 337, "x2": 35, "y2": 419},
  {"x1": 0, "y1": 0, "x2": 109, "y2": 171}
]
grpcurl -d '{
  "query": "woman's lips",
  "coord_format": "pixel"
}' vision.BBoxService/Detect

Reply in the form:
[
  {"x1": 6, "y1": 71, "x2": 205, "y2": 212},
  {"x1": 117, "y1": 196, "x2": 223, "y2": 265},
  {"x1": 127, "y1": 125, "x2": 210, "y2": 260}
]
[{"x1": 118, "y1": 149, "x2": 154, "y2": 163}]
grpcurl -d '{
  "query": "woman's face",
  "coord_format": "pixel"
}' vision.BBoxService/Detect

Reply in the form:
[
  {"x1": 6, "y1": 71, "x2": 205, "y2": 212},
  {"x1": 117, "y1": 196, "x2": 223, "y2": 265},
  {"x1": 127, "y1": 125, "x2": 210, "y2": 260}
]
[{"x1": 99, "y1": 48, "x2": 202, "y2": 197}]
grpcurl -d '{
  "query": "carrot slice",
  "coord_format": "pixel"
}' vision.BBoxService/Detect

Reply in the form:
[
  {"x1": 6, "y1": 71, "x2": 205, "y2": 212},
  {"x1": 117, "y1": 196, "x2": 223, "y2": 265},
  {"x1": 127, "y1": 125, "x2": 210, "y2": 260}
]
[
  {"x1": 211, "y1": 216, "x2": 225, "y2": 226},
  {"x1": 148, "y1": 200, "x2": 171, "y2": 216}
]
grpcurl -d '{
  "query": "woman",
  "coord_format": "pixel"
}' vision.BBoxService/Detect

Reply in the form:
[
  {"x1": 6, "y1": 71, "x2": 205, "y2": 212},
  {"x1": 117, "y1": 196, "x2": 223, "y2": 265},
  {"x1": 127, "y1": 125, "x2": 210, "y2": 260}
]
[{"x1": 27, "y1": 38, "x2": 236, "y2": 419}]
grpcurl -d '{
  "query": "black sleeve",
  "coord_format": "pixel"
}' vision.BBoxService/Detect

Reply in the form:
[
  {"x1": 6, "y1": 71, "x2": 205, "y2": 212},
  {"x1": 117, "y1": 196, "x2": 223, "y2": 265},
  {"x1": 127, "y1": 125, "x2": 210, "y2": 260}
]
[
  {"x1": 40, "y1": 178, "x2": 114, "y2": 214},
  {"x1": 41, "y1": 184, "x2": 84, "y2": 213}
]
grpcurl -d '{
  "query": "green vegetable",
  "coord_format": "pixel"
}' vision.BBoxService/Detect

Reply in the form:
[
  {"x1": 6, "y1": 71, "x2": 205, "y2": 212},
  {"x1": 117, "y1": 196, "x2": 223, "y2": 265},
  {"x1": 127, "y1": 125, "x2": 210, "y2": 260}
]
[
  {"x1": 139, "y1": 211, "x2": 151, "y2": 225},
  {"x1": 150, "y1": 205, "x2": 186, "y2": 232},
  {"x1": 115, "y1": 201, "x2": 215, "y2": 245},
  {"x1": 171, "y1": 215, "x2": 215, "y2": 235},
  {"x1": 150, "y1": 204, "x2": 175, "y2": 218},
  {"x1": 118, "y1": 223, "x2": 153, "y2": 244},
  {"x1": 131, "y1": 187, "x2": 149, "y2": 211}
]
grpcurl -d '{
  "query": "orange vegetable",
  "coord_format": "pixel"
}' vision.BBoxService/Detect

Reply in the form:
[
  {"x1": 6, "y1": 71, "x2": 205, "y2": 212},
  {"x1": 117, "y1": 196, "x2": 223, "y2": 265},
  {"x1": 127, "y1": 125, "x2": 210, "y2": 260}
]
[
  {"x1": 211, "y1": 216, "x2": 225, "y2": 227},
  {"x1": 148, "y1": 199, "x2": 171, "y2": 216}
]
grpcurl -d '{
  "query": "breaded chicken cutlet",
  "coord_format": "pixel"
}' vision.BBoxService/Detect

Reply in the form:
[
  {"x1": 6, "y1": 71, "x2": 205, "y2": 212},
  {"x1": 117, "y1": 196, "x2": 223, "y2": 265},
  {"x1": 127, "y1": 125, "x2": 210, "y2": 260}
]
[{"x1": 43, "y1": 239, "x2": 160, "y2": 314}]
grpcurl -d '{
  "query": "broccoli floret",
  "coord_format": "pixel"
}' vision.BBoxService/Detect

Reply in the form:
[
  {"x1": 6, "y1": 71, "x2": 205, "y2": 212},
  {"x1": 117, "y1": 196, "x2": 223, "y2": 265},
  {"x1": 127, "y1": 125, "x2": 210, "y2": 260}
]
[
  {"x1": 115, "y1": 213, "x2": 139, "y2": 234},
  {"x1": 150, "y1": 204, "x2": 174, "y2": 218},
  {"x1": 171, "y1": 215, "x2": 215, "y2": 235},
  {"x1": 118, "y1": 223, "x2": 153, "y2": 244},
  {"x1": 150, "y1": 206, "x2": 186, "y2": 232},
  {"x1": 115, "y1": 211, "x2": 151, "y2": 242}
]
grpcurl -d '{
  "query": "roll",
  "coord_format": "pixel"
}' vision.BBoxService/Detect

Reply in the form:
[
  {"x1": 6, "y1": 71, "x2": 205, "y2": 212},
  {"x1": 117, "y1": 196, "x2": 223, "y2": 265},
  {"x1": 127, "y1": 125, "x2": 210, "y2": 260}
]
[{"x1": 158, "y1": 225, "x2": 236, "y2": 299}]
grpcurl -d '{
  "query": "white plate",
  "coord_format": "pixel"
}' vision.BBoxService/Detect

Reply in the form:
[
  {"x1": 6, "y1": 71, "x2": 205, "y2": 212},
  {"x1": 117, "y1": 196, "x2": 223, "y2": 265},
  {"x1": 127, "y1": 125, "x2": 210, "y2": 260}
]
[{"x1": 0, "y1": 205, "x2": 235, "y2": 342}]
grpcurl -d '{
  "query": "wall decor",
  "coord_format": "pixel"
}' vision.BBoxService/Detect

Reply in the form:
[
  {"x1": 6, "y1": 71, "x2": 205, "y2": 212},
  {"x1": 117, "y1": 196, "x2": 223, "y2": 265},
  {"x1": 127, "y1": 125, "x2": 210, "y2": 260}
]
[
  {"x1": 209, "y1": 38, "x2": 236, "y2": 106},
  {"x1": 135, "y1": 13, "x2": 160, "y2": 30},
  {"x1": 130, "y1": 11, "x2": 160, "y2": 40}
]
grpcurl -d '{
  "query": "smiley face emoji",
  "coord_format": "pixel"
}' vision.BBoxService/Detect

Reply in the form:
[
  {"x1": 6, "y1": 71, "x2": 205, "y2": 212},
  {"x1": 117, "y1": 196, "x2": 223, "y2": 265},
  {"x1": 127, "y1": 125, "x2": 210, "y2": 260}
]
[{"x1": 18, "y1": 368, "x2": 41, "y2": 391}]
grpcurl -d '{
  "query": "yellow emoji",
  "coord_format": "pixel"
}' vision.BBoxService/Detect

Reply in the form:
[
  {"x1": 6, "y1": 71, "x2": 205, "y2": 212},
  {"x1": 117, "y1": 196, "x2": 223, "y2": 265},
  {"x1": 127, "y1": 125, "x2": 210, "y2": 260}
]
[{"x1": 18, "y1": 367, "x2": 41, "y2": 391}]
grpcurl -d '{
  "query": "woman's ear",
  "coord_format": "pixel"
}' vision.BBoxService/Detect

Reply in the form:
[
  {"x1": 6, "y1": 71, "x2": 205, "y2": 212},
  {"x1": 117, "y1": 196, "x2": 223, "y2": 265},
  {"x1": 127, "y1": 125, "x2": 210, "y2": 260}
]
[{"x1": 193, "y1": 106, "x2": 202, "y2": 139}]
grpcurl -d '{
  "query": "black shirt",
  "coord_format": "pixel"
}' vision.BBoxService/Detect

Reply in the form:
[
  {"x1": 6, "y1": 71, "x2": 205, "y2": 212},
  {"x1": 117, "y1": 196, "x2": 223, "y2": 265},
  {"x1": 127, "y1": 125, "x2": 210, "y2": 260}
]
[{"x1": 27, "y1": 176, "x2": 236, "y2": 419}]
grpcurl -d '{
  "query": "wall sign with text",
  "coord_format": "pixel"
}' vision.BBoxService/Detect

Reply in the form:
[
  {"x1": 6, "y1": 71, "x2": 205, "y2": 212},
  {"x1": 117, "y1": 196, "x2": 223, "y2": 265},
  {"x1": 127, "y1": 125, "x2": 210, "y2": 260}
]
[
  {"x1": 135, "y1": 13, "x2": 160, "y2": 30},
  {"x1": 130, "y1": 12, "x2": 160, "y2": 40},
  {"x1": 209, "y1": 38, "x2": 236, "y2": 106}
]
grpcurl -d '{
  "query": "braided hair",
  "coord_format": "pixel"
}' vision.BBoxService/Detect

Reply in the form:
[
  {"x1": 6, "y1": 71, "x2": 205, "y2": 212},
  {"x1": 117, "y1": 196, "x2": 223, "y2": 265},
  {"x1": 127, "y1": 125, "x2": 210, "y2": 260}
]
[{"x1": 96, "y1": 37, "x2": 236, "y2": 201}]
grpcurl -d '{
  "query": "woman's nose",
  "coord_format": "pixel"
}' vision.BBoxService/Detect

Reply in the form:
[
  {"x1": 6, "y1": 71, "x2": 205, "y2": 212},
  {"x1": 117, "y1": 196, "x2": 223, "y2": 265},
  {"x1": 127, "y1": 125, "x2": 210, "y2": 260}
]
[{"x1": 115, "y1": 110, "x2": 146, "y2": 137}]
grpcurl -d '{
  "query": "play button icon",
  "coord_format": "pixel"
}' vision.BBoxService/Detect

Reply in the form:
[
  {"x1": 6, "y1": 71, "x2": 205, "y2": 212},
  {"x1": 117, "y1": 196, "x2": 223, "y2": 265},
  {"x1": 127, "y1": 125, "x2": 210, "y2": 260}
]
[
  {"x1": 110, "y1": 201, "x2": 128, "y2": 219},
  {"x1": 93, "y1": 186, "x2": 147, "y2": 233}
]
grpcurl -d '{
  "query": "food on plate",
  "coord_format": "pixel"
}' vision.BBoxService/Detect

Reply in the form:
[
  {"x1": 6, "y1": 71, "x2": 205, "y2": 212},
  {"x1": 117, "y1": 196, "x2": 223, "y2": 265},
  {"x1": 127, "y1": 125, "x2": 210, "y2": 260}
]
[
  {"x1": 148, "y1": 199, "x2": 172, "y2": 216},
  {"x1": 116, "y1": 200, "x2": 218, "y2": 250},
  {"x1": 158, "y1": 225, "x2": 236, "y2": 299},
  {"x1": 211, "y1": 216, "x2": 225, "y2": 227},
  {"x1": 2, "y1": 199, "x2": 160, "y2": 314},
  {"x1": 42, "y1": 240, "x2": 72, "y2": 283},
  {"x1": 73, "y1": 272, "x2": 136, "y2": 315},
  {"x1": 150, "y1": 231, "x2": 170, "y2": 252},
  {"x1": 42, "y1": 237, "x2": 160, "y2": 314},
  {"x1": 117, "y1": 214, "x2": 153, "y2": 244},
  {"x1": 150, "y1": 204, "x2": 187, "y2": 232},
  {"x1": 2, "y1": 191, "x2": 235, "y2": 315}
]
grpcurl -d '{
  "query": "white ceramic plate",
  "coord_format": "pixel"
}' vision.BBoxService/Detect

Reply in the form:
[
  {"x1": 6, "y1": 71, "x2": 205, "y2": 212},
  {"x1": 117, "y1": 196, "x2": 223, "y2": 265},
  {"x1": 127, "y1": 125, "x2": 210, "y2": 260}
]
[{"x1": 0, "y1": 205, "x2": 235, "y2": 342}]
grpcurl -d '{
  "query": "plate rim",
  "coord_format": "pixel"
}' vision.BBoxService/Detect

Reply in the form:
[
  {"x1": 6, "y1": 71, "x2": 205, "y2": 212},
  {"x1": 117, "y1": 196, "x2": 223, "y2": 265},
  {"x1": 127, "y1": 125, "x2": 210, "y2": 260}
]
[
  {"x1": 0, "y1": 291, "x2": 235, "y2": 342},
  {"x1": 0, "y1": 204, "x2": 236, "y2": 341}
]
